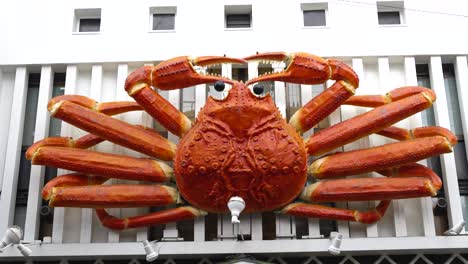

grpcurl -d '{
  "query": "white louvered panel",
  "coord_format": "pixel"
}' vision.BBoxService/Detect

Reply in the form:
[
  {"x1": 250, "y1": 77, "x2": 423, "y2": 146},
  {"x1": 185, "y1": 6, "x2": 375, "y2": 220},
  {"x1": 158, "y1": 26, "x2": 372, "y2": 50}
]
[
  {"x1": 269, "y1": 62, "x2": 295, "y2": 239},
  {"x1": 76, "y1": 65, "x2": 103, "y2": 244},
  {"x1": 163, "y1": 82, "x2": 181, "y2": 241},
  {"x1": 24, "y1": 66, "x2": 53, "y2": 242},
  {"x1": 194, "y1": 68, "x2": 207, "y2": 241},
  {"x1": 300, "y1": 84, "x2": 321, "y2": 238},
  {"x1": 52, "y1": 65, "x2": 77, "y2": 243},
  {"x1": 345, "y1": 58, "x2": 376, "y2": 238},
  {"x1": 217, "y1": 62, "x2": 235, "y2": 241},
  {"x1": 429, "y1": 56, "x2": 464, "y2": 228},
  {"x1": 0, "y1": 67, "x2": 28, "y2": 234},
  {"x1": 404, "y1": 56, "x2": 436, "y2": 237},
  {"x1": 136, "y1": 64, "x2": 155, "y2": 242},
  {"x1": 247, "y1": 61, "x2": 263, "y2": 241},
  {"x1": 378, "y1": 57, "x2": 408, "y2": 237},
  {"x1": 0, "y1": 69, "x2": 14, "y2": 194},
  {"x1": 325, "y1": 78, "x2": 351, "y2": 239},
  {"x1": 105, "y1": 63, "x2": 129, "y2": 243},
  {"x1": 216, "y1": 63, "x2": 246, "y2": 241},
  {"x1": 454, "y1": 56, "x2": 468, "y2": 162}
]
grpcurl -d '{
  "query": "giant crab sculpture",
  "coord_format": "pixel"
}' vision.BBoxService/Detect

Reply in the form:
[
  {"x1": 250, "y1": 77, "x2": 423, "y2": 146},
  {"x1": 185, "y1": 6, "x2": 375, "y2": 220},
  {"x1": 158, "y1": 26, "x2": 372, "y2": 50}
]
[{"x1": 26, "y1": 52, "x2": 456, "y2": 230}]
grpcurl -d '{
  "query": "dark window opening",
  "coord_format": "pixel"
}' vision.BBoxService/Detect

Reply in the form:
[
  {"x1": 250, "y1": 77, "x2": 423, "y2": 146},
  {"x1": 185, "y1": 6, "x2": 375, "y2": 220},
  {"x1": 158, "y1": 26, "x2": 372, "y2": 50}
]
[
  {"x1": 153, "y1": 14, "x2": 175, "y2": 30},
  {"x1": 226, "y1": 14, "x2": 251, "y2": 28},
  {"x1": 378, "y1": 11, "x2": 401, "y2": 25},
  {"x1": 303, "y1": 10, "x2": 326, "y2": 27},
  {"x1": 79, "y1": 18, "x2": 101, "y2": 32}
]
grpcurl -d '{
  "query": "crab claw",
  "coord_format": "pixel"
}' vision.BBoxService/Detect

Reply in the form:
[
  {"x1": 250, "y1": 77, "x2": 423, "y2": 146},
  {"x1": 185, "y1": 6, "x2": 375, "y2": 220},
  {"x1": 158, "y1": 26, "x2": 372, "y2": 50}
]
[
  {"x1": 244, "y1": 52, "x2": 359, "y2": 88},
  {"x1": 125, "y1": 56, "x2": 246, "y2": 92}
]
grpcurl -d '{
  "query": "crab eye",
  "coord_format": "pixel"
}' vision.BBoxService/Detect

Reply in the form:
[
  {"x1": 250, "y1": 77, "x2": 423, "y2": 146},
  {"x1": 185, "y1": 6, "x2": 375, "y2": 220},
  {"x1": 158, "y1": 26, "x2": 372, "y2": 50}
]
[
  {"x1": 214, "y1": 81, "x2": 225, "y2": 92},
  {"x1": 253, "y1": 84, "x2": 265, "y2": 96}
]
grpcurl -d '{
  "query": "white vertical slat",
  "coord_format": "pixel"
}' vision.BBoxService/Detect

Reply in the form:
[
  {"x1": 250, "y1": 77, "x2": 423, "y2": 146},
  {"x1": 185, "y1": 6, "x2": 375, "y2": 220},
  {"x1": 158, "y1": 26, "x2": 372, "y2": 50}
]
[
  {"x1": 217, "y1": 63, "x2": 240, "y2": 241},
  {"x1": 378, "y1": 57, "x2": 407, "y2": 237},
  {"x1": 429, "y1": 56, "x2": 464, "y2": 228},
  {"x1": 0, "y1": 67, "x2": 28, "y2": 233},
  {"x1": 193, "y1": 68, "x2": 207, "y2": 242},
  {"x1": 404, "y1": 56, "x2": 436, "y2": 237},
  {"x1": 0, "y1": 68, "x2": 11, "y2": 191},
  {"x1": 272, "y1": 62, "x2": 286, "y2": 118},
  {"x1": 300, "y1": 84, "x2": 321, "y2": 238},
  {"x1": 24, "y1": 66, "x2": 54, "y2": 241},
  {"x1": 77, "y1": 65, "x2": 102, "y2": 243},
  {"x1": 247, "y1": 61, "x2": 263, "y2": 241},
  {"x1": 162, "y1": 87, "x2": 181, "y2": 241},
  {"x1": 351, "y1": 58, "x2": 379, "y2": 238},
  {"x1": 325, "y1": 79, "x2": 351, "y2": 238},
  {"x1": 270, "y1": 62, "x2": 295, "y2": 239},
  {"x1": 106, "y1": 64, "x2": 128, "y2": 243},
  {"x1": 136, "y1": 64, "x2": 155, "y2": 242},
  {"x1": 52, "y1": 65, "x2": 77, "y2": 243},
  {"x1": 454, "y1": 56, "x2": 468, "y2": 160}
]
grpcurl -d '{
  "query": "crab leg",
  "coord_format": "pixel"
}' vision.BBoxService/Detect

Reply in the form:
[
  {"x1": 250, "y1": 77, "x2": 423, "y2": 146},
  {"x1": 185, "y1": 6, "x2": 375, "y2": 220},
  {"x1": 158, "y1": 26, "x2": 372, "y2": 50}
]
[
  {"x1": 375, "y1": 126, "x2": 457, "y2": 143},
  {"x1": 48, "y1": 96, "x2": 176, "y2": 160},
  {"x1": 125, "y1": 56, "x2": 246, "y2": 136},
  {"x1": 28, "y1": 146, "x2": 173, "y2": 182},
  {"x1": 310, "y1": 136, "x2": 453, "y2": 179},
  {"x1": 343, "y1": 86, "x2": 432, "y2": 108},
  {"x1": 282, "y1": 201, "x2": 391, "y2": 224},
  {"x1": 46, "y1": 184, "x2": 178, "y2": 208},
  {"x1": 309, "y1": 123, "x2": 456, "y2": 179},
  {"x1": 96, "y1": 207, "x2": 206, "y2": 230},
  {"x1": 244, "y1": 52, "x2": 359, "y2": 133},
  {"x1": 305, "y1": 88, "x2": 436, "y2": 156},
  {"x1": 40, "y1": 173, "x2": 178, "y2": 209},
  {"x1": 300, "y1": 176, "x2": 438, "y2": 203}
]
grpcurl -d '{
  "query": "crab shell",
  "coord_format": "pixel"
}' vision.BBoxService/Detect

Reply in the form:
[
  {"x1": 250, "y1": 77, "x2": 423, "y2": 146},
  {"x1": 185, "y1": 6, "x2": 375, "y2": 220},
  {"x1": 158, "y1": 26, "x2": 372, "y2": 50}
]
[{"x1": 174, "y1": 82, "x2": 308, "y2": 213}]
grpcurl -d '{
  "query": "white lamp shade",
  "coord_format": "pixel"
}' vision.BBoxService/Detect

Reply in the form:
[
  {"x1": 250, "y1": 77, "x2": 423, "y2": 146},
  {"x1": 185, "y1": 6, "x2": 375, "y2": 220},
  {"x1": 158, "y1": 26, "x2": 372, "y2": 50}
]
[{"x1": 1, "y1": 226, "x2": 23, "y2": 248}]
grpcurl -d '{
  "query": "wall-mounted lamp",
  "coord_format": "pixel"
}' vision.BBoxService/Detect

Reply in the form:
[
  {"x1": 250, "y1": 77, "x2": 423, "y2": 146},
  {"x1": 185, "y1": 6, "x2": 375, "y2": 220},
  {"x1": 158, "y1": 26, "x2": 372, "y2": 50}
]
[
  {"x1": 227, "y1": 196, "x2": 245, "y2": 224},
  {"x1": 443, "y1": 220, "x2": 466, "y2": 236},
  {"x1": 142, "y1": 240, "x2": 161, "y2": 262},
  {"x1": 328, "y1": 232, "x2": 343, "y2": 255},
  {"x1": 0, "y1": 226, "x2": 23, "y2": 252},
  {"x1": 0, "y1": 226, "x2": 43, "y2": 257}
]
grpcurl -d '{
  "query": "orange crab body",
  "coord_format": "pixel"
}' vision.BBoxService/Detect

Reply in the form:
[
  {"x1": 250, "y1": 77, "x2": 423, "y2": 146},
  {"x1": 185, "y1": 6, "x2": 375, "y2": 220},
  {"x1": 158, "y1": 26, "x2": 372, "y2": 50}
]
[{"x1": 175, "y1": 83, "x2": 307, "y2": 213}]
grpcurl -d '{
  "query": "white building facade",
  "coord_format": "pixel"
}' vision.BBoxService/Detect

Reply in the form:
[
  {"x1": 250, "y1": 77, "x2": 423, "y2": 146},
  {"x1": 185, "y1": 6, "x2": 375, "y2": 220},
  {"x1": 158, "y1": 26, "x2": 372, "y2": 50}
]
[{"x1": 1, "y1": 0, "x2": 468, "y2": 263}]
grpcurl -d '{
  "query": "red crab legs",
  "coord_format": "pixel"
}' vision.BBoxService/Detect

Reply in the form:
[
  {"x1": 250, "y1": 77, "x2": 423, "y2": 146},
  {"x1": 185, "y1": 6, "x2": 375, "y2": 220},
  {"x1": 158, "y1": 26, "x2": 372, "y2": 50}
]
[
  {"x1": 125, "y1": 56, "x2": 247, "y2": 136},
  {"x1": 245, "y1": 52, "x2": 359, "y2": 133},
  {"x1": 47, "y1": 95, "x2": 176, "y2": 161},
  {"x1": 283, "y1": 162, "x2": 442, "y2": 224},
  {"x1": 40, "y1": 172, "x2": 205, "y2": 230}
]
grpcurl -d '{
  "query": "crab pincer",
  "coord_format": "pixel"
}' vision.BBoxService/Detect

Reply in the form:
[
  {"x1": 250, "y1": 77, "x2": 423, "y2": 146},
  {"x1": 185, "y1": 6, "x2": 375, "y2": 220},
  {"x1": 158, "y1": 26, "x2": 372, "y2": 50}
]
[{"x1": 244, "y1": 52, "x2": 359, "y2": 132}]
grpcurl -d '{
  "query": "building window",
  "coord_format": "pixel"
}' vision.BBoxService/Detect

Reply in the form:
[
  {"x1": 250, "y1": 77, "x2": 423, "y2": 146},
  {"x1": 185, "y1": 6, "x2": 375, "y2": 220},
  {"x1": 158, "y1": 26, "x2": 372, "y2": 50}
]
[
  {"x1": 73, "y1": 8, "x2": 101, "y2": 33},
  {"x1": 377, "y1": 1, "x2": 405, "y2": 25},
  {"x1": 225, "y1": 5, "x2": 252, "y2": 29},
  {"x1": 150, "y1": 6, "x2": 176, "y2": 31},
  {"x1": 301, "y1": 3, "x2": 328, "y2": 27}
]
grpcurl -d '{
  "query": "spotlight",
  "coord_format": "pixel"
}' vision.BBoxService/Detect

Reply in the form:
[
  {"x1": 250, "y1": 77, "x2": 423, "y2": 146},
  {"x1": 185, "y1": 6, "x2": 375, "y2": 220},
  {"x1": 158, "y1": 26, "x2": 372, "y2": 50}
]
[
  {"x1": 443, "y1": 220, "x2": 466, "y2": 236},
  {"x1": 227, "y1": 196, "x2": 245, "y2": 224},
  {"x1": 0, "y1": 226, "x2": 23, "y2": 252},
  {"x1": 328, "y1": 232, "x2": 343, "y2": 255},
  {"x1": 142, "y1": 240, "x2": 161, "y2": 262}
]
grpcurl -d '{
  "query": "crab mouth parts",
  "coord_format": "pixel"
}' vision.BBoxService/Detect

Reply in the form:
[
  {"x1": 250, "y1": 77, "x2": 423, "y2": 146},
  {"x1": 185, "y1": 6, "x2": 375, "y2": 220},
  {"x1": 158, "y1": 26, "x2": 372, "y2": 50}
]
[{"x1": 226, "y1": 168, "x2": 255, "y2": 191}]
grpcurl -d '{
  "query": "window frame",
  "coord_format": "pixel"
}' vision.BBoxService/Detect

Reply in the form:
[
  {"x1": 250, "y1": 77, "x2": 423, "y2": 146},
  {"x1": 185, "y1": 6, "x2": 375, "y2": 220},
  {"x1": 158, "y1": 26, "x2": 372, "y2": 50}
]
[
  {"x1": 73, "y1": 8, "x2": 102, "y2": 34},
  {"x1": 376, "y1": 1, "x2": 406, "y2": 27},
  {"x1": 149, "y1": 6, "x2": 177, "y2": 33},
  {"x1": 224, "y1": 5, "x2": 253, "y2": 31},
  {"x1": 301, "y1": 2, "x2": 329, "y2": 29}
]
